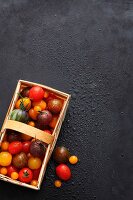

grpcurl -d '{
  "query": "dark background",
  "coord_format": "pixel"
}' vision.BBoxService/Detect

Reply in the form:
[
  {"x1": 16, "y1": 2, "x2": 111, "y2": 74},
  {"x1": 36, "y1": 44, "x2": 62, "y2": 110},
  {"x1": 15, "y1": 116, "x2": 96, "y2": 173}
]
[{"x1": 0, "y1": 0, "x2": 133, "y2": 199}]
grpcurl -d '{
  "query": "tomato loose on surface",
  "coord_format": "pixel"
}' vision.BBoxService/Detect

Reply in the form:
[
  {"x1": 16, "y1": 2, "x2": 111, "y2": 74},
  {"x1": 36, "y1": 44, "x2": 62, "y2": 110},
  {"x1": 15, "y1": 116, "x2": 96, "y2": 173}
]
[
  {"x1": 8, "y1": 141, "x2": 22, "y2": 155},
  {"x1": 22, "y1": 141, "x2": 31, "y2": 154},
  {"x1": 56, "y1": 164, "x2": 71, "y2": 181},
  {"x1": 29, "y1": 86, "x2": 44, "y2": 102},
  {"x1": 19, "y1": 168, "x2": 33, "y2": 183}
]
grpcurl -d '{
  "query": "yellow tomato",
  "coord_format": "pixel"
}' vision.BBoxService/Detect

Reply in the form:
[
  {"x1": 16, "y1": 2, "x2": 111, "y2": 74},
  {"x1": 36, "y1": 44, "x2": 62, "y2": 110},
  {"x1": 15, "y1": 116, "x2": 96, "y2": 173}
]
[
  {"x1": 28, "y1": 121, "x2": 35, "y2": 127},
  {"x1": 32, "y1": 100, "x2": 46, "y2": 110},
  {"x1": 0, "y1": 152, "x2": 12, "y2": 166},
  {"x1": 28, "y1": 157, "x2": 42, "y2": 170},
  {"x1": 15, "y1": 97, "x2": 31, "y2": 110},
  {"x1": 0, "y1": 167, "x2": 7, "y2": 175},
  {"x1": 69, "y1": 156, "x2": 78, "y2": 165},
  {"x1": 31, "y1": 180, "x2": 38, "y2": 186},
  {"x1": 11, "y1": 172, "x2": 19, "y2": 180},
  {"x1": 54, "y1": 180, "x2": 62, "y2": 188},
  {"x1": 1, "y1": 141, "x2": 9, "y2": 151}
]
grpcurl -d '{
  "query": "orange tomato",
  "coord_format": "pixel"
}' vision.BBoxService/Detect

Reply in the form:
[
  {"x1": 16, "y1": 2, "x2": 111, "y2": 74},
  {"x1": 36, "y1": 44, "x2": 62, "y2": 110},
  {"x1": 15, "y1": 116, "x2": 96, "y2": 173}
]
[
  {"x1": 1, "y1": 141, "x2": 9, "y2": 151},
  {"x1": 0, "y1": 167, "x2": 7, "y2": 175},
  {"x1": 21, "y1": 134, "x2": 32, "y2": 141},
  {"x1": 34, "y1": 106, "x2": 42, "y2": 113},
  {"x1": 15, "y1": 97, "x2": 31, "y2": 110},
  {"x1": 44, "y1": 91, "x2": 49, "y2": 99},
  {"x1": 0, "y1": 152, "x2": 12, "y2": 166},
  {"x1": 28, "y1": 157, "x2": 42, "y2": 170},
  {"x1": 49, "y1": 115, "x2": 58, "y2": 129},
  {"x1": 31, "y1": 180, "x2": 38, "y2": 186},
  {"x1": 32, "y1": 100, "x2": 46, "y2": 110},
  {"x1": 29, "y1": 108, "x2": 38, "y2": 120},
  {"x1": 28, "y1": 121, "x2": 35, "y2": 127},
  {"x1": 11, "y1": 172, "x2": 19, "y2": 180},
  {"x1": 54, "y1": 180, "x2": 62, "y2": 188}
]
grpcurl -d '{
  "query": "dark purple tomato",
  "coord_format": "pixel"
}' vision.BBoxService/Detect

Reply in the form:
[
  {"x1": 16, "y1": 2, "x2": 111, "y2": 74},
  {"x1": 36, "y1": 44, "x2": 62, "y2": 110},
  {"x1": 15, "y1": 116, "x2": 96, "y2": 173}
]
[
  {"x1": 7, "y1": 132, "x2": 21, "y2": 143},
  {"x1": 21, "y1": 87, "x2": 30, "y2": 98},
  {"x1": 30, "y1": 140, "x2": 46, "y2": 158},
  {"x1": 53, "y1": 146, "x2": 70, "y2": 163},
  {"x1": 37, "y1": 110, "x2": 52, "y2": 126}
]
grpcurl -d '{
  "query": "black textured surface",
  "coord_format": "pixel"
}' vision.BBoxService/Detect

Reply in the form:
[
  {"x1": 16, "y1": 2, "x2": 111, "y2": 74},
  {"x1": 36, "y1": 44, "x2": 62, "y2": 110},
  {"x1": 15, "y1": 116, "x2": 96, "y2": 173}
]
[{"x1": 0, "y1": 0, "x2": 133, "y2": 199}]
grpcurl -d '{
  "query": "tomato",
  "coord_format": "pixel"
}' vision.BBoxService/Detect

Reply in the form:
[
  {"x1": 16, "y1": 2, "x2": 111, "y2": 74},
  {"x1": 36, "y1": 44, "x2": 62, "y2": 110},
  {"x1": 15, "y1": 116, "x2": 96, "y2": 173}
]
[
  {"x1": 29, "y1": 108, "x2": 38, "y2": 120},
  {"x1": 21, "y1": 87, "x2": 30, "y2": 98},
  {"x1": 43, "y1": 130, "x2": 51, "y2": 134},
  {"x1": 11, "y1": 172, "x2": 18, "y2": 180},
  {"x1": 28, "y1": 157, "x2": 42, "y2": 170},
  {"x1": 49, "y1": 115, "x2": 58, "y2": 129},
  {"x1": 28, "y1": 121, "x2": 35, "y2": 127},
  {"x1": 15, "y1": 98, "x2": 31, "y2": 111},
  {"x1": 22, "y1": 141, "x2": 31, "y2": 154},
  {"x1": 19, "y1": 168, "x2": 33, "y2": 183},
  {"x1": 48, "y1": 99, "x2": 63, "y2": 114},
  {"x1": 1, "y1": 141, "x2": 9, "y2": 151},
  {"x1": 32, "y1": 100, "x2": 46, "y2": 110},
  {"x1": 46, "y1": 93, "x2": 57, "y2": 102},
  {"x1": 34, "y1": 106, "x2": 42, "y2": 113},
  {"x1": 44, "y1": 91, "x2": 49, "y2": 99},
  {"x1": 21, "y1": 134, "x2": 32, "y2": 141},
  {"x1": 54, "y1": 180, "x2": 62, "y2": 188},
  {"x1": 0, "y1": 152, "x2": 12, "y2": 166},
  {"x1": 31, "y1": 180, "x2": 38, "y2": 186},
  {"x1": 32, "y1": 168, "x2": 40, "y2": 179},
  {"x1": 56, "y1": 164, "x2": 71, "y2": 181},
  {"x1": 29, "y1": 86, "x2": 44, "y2": 102},
  {"x1": 69, "y1": 156, "x2": 78, "y2": 165},
  {"x1": 0, "y1": 167, "x2": 7, "y2": 175},
  {"x1": 8, "y1": 141, "x2": 22, "y2": 155},
  {"x1": 7, "y1": 165, "x2": 18, "y2": 177}
]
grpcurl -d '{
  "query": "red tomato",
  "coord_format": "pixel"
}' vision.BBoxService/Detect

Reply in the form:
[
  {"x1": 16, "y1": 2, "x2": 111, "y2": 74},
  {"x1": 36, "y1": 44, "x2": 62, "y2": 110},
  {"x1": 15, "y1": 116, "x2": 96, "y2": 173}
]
[
  {"x1": 56, "y1": 164, "x2": 71, "y2": 181},
  {"x1": 33, "y1": 168, "x2": 41, "y2": 180},
  {"x1": 46, "y1": 93, "x2": 57, "y2": 102},
  {"x1": 8, "y1": 141, "x2": 22, "y2": 155},
  {"x1": 22, "y1": 141, "x2": 31, "y2": 154},
  {"x1": 43, "y1": 130, "x2": 51, "y2": 134},
  {"x1": 29, "y1": 86, "x2": 44, "y2": 102},
  {"x1": 19, "y1": 168, "x2": 33, "y2": 183},
  {"x1": 7, "y1": 165, "x2": 18, "y2": 177}
]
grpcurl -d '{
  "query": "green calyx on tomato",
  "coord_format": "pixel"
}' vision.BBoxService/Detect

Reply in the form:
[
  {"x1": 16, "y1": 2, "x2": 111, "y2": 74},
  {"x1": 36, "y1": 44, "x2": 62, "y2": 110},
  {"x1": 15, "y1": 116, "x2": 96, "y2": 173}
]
[{"x1": 10, "y1": 109, "x2": 29, "y2": 123}]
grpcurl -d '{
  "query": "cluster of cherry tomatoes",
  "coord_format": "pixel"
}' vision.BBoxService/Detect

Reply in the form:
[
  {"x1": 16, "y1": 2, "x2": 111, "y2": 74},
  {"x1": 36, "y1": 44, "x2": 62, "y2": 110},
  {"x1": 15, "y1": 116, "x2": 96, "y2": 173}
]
[{"x1": 0, "y1": 85, "x2": 64, "y2": 187}]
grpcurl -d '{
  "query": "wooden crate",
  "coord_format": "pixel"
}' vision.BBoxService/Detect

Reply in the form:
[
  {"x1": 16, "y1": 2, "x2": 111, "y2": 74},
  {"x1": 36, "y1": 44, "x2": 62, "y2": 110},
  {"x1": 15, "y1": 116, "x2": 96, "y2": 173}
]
[{"x1": 0, "y1": 80, "x2": 71, "y2": 190}]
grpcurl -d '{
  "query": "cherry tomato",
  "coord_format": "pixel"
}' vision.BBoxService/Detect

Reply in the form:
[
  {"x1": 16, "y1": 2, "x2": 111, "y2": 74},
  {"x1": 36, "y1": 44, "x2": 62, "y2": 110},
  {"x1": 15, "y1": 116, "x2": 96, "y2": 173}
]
[
  {"x1": 29, "y1": 86, "x2": 44, "y2": 102},
  {"x1": 1, "y1": 141, "x2": 9, "y2": 151},
  {"x1": 32, "y1": 100, "x2": 47, "y2": 110},
  {"x1": 11, "y1": 172, "x2": 18, "y2": 180},
  {"x1": 29, "y1": 108, "x2": 38, "y2": 120},
  {"x1": 48, "y1": 99, "x2": 63, "y2": 114},
  {"x1": 46, "y1": 93, "x2": 57, "y2": 102},
  {"x1": 28, "y1": 157, "x2": 42, "y2": 170},
  {"x1": 34, "y1": 106, "x2": 42, "y2": 113},
  {"x1": 22, "y1": 141, "x2": 31, "y2": 154},
  {"x1": 69, "y1": 156, "x2": 78, "y2": 165},
  {"x1": 7, "y1": 165, "x2": 18, "y2": 177},
  {"x1": 21, "y1": 134, "x2": 32, "y2": 141},
  {"x1": 28, "y1": 121, "x2": 35, "y2": 127},
  {"x1": 15, "y1": 97, "x2": 31, "y2": 111},
  {"x1": 32, "y1": 168, "x2": 41, "y2": 179},
  {"x1": 8, "y1": 141, "x2": 22, "y2": 155},
  {"x1": 0, "y1": 167, "x2": 7, "y2": 175},
  {"x1": 19, "y1": 168, "x2": 33, "y2": 183},
  {"x1": 49, "y1": 115, "x2": 58, "y2": 129},
  {"x1": 43, "y1": 130, "x2": 51, "y2": 134},
  {"x1": 31, "y1": 180, "x2": 38, "y2": 186},
  {"x1": 0, "y1": 152, "x2": 12, "y2": 166},
  {"x1": 44, "y1": 91, "x2": 49, "y2": 99},
  {"x1": 54, "y1": 180, "x2": 62, "y2": 188},
  {"x1": 56, "y1": 164, "x2": 71, "y2": 181}
]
